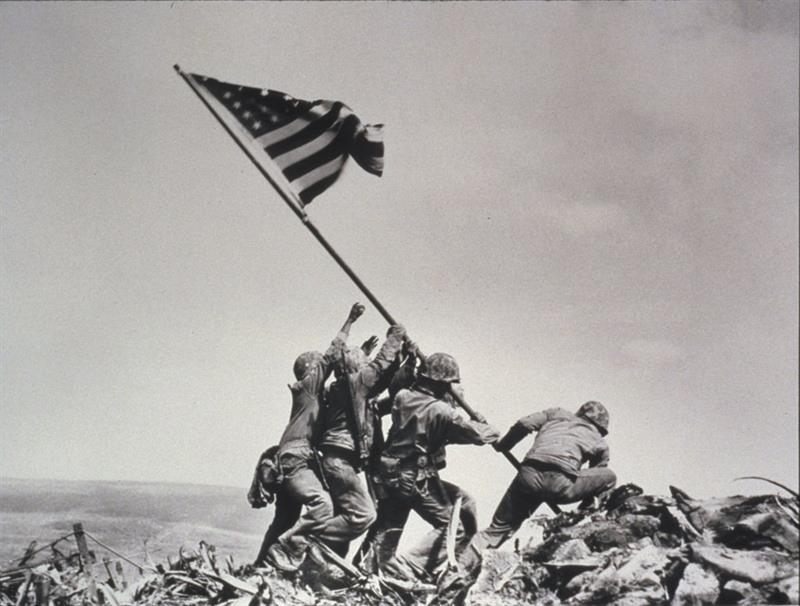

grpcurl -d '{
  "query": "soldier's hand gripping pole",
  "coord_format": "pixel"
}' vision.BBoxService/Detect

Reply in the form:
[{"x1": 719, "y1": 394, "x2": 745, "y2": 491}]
[
  {"x1": 405, "y1": 343, "x2": 519, "y2": 465},
  {"x1": 410, "y1": 347, "x2": 563, "y2": 515},
  {"x1": 444, "y1": 383, "x2": 524, "y2": 471}
]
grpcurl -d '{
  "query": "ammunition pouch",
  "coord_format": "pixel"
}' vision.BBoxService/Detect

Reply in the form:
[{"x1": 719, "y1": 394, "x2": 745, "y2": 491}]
[{"x1": 375, "y1": 453, "x2": 438, "y2": 495}]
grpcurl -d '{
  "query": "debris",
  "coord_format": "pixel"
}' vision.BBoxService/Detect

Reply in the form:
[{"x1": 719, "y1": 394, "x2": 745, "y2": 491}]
[
  {"x1": 690, "y1": 543, "x2": 797, "y2": 585},
  {"x1": 2, "y1": 481, "x2": 797, "y2": 606},
  {"x1": 446, "y1": 495, "x2": 464, "y2": 569},
  {"x1": 671, "y1": 563, "x2": 719, "y2": 605},
  {"x1": 670, "y1": 485, "x2": 800, "y2": 552}
]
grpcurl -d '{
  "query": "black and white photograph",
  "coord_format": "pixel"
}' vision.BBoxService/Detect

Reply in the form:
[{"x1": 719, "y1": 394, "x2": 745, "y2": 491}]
[{"x1": 1, "y1": 2, "x2": 798, "y2": 604}]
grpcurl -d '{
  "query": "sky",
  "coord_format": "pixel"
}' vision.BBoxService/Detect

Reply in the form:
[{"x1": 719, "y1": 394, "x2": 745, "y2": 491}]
[{"x1": 1, "y1": 0, "x2": 798, "y2": 528}]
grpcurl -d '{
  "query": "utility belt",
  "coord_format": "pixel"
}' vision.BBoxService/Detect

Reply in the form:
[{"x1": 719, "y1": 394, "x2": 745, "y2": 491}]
[
  {"x1": 376, "y1": 453, "x2": 438, "y2": 482},
  {"x1": 370, "y1": 453, "x2": 435, "y2": 500},
  {"x1": 523, "y1": 459, "x2": 578, "y2": 480}
]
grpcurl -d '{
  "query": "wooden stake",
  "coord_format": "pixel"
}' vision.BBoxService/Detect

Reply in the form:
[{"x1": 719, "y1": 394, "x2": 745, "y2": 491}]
[
  {"x1": 102, "y1": 558, "x2": 119, "y2": 590},
  {"x1": 114, "y1": 562, "x2": 127, "y2": 591},
  {"x1": 33, "y1": 576, "x2": 50, "y2": 606},
  {"x1": 15, "y1": 571, "x2": 32, "y2": 606},
  {"x1": 72, "y1": 524, "x2": 98, "y2": 603}
]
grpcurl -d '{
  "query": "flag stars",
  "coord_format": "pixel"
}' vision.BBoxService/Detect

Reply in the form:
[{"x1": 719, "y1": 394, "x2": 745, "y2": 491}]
[
  {"x1": 233, "y1": 101, "x2": 242, "y2": 109},
  {"x1": 243, "y1": 111, "x2": 252, "y2": 119},
  {"x1": 223, "y1": 91, "x2": 232, "y2": 99},
  {"x1": 253, "y1": 121, "x2": 262, "y2": 130}
]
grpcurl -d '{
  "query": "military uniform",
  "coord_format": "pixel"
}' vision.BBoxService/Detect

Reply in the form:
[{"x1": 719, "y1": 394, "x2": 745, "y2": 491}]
[
  {"x1": 312, "y1": 325, "x2": 405, "y2": 551},
  {"x1": 268, "y1": 333, "x2": 348, "y2": 567},
  {"x1": 254, "y1": 491, "x2": 302, "y2": 566},
  {"x1": 371, "y1": 384, "x2": 500, "y2": 577},
  {"x1": 457, "y1": 405, "x2": 617, "y2": 577}
]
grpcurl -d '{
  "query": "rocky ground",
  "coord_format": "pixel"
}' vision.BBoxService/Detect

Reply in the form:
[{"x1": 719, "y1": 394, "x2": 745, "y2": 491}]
[{"x1": 2, "y1": 482, "x2": 797, "y2": 605}]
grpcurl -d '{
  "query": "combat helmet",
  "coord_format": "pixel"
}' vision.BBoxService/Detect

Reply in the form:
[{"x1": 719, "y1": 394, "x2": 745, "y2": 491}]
[
  {"x1": 419, "y1": 353, "x2": 461, "y2": 383},
  {"x1": 576, "y1": 400, "x2": 610, "y2": 435},
  {"x1": 293, "y1": 351, "x2": 324, "y2": 381}
]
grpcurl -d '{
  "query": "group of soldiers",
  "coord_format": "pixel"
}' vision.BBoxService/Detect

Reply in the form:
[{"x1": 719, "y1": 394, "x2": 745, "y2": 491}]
[{"x1": 248, "y1": 302, "x2": 617, "y2": 590}]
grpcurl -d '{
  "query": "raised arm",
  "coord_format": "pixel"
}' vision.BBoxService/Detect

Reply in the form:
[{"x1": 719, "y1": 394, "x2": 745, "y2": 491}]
[
  {"x1": 322, "y1": 303, "x2": 364, "y2": 360},
  {"x1": 336, "y1": 302, "x2": 365, "y2": 343},
  {"x1": 360, "y1": 325, "x2": 407, "y2": 394}
]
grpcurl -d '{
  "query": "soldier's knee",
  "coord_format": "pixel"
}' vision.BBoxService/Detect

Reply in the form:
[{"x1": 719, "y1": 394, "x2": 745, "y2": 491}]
[
  {"x1": 459, "y1": 494, "x2": 479, "y2": 537},
  {"x1": 460, "y1": 490, "x2": 477, "y2": 516},
  {"x1": 307, "y1": 494, "x2": 334, "y2": 520},
  {"x1": 603, "y1": 469, "x2": 617, "y2": 489},
  {"x1": 347, "y1": 503, "x2": 377, "y2": 533},
  {"x1": 362, "y1": 508, "x2": 378, "y2": 531}
]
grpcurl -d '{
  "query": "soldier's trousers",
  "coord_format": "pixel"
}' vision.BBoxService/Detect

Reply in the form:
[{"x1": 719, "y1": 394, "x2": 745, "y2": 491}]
[
  {"x1": 355, "y1": 479, "x2": 477, "y2": 575},
  {"x1": 254, "y1": 491, "x2": 302, "y2": 565},
  {"x1": 318, "y1": 447, "x2": 377, "y2": 552},
  {"x1": 276, "y1": 454, "x2": 335, "y2": 555},
  {"x1": 371, "y1": 471, "x2": 473, "y2": 577},
  {"x1": 458, "y1": 463, "x2": 617, "y2": 575},
  {"x1": 400, "y1": 480, "x2": 477, "y2": 575}
]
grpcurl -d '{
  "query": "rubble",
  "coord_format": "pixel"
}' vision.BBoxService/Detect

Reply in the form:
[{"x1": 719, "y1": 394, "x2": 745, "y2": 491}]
[
  {"x1": 1, "y1": 483, "x2": 797, "y2": 605},
  {"x1": 459, "y1": 483, "x2": 798, "y2": 605}
]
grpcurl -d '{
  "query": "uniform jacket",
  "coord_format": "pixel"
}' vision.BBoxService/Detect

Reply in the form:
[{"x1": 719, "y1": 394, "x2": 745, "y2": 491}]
[
  {"x1": 278, "y1": 334, "x2": 347, "y2": 460},
  {"x1": 382, "y1": 385, "x2": 500, "y2": 465},
  {"x1": 496, "y1": 407, "x2": 609, "y2": 474},
  {"x1": 320, "y1": 327, "x2": 405, "y2": 456}
]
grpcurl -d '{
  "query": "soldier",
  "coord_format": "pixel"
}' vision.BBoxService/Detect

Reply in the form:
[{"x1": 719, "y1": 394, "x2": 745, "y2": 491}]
[
  {"x1": 450, "y1": 401, "x2": 617, "y2": 584},
  {"x1": 313, "y1": 323, "x2": 408, "y2": 556},
  {"x1": 265, "y1": 303, "x2": 364, "y2": 572},
  {"x1": 370, "y1": 353, "x2": 500, "y2": 579},
  {"x1": 250, "y1": 446, "x2": 302, "y2": 566}
]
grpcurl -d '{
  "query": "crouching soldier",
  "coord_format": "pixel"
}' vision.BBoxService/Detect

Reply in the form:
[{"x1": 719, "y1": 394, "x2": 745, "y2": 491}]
[
  {"x1": 453, "y1": 401, "x2": 617, "y2": 582},
  {"x1": 371, "y1": 353, "x2": 500, "y2": 580},
  {"x1": 265, "y1": 303, "x2": 364, "y2": 572},
  {"x1": 314, "y1": 323, "x2": 408, "y2": 555}
]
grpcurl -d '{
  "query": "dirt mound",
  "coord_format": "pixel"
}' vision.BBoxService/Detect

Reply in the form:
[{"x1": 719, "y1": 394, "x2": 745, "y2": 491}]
[{"x1": 2, "y1": 483, "x2": 797, "y2": 605}]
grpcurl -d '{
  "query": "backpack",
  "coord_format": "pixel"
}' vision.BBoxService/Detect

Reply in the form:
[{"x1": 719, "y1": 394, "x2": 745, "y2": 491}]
[{"x1": 247, "y1": 445, "x2": 284, "y2": 508}]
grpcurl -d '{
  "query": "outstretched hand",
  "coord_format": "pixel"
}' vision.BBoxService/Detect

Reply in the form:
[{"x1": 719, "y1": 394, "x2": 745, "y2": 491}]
[
  {"x1": 361, "y1": 335, "x2": 379, "y2": 356},
  {"x1": 404, "y1": 339, "x2": 420, "y2": 360},
  {"x1": 348, "y1": 302, "x2": 366, "y2": 322}
]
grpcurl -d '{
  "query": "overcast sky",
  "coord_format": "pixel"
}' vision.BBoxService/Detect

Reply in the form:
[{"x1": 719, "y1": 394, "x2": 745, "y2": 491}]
[{"x1": 1, "y1": 0, "x2": 797, "y2": 525}]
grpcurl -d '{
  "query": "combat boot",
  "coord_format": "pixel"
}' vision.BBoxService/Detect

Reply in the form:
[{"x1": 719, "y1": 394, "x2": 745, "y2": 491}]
[{"x1": 267, "y1": 539, "x2": 306, "y2": 572}]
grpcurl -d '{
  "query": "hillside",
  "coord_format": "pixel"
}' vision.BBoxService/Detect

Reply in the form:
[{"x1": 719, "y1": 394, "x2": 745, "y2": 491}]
[
  {"x1": 2, "y1": 481, "x2": 797, "y2": 605},
  {"x1": 0, "y1": 477, "x2": 264, "y2": 568}
]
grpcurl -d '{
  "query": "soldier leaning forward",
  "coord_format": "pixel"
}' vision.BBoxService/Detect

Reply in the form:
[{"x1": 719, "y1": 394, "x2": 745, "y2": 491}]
[
  {"x1": 452, "y1": 401, "x2": 617, "y2": 584},
  {"x1": 370, "y1": 353, "x2": 500, "y2": 579},
  {"x1": 265, "y1": 303, "x2": 364, "y2": 572}
]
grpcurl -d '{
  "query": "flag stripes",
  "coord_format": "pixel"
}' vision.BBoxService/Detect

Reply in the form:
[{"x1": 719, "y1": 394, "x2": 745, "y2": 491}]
[{"x1": 187, "y1": 74, "x2": 383, "y2": 206}]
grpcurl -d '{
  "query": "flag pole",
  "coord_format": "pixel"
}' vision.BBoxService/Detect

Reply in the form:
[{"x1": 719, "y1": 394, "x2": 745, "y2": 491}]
[
  {"x1": 173, "y1": 65, "x2": 558, "y2": 499},
  {"x1": 173, "y1": 65, "x2": 397, "y2": 325}
]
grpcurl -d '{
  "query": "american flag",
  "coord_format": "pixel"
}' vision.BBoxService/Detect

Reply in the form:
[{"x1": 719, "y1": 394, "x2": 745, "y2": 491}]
[{"x1": 188, "y1": 73, "x2": 383, "y2": 206}]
